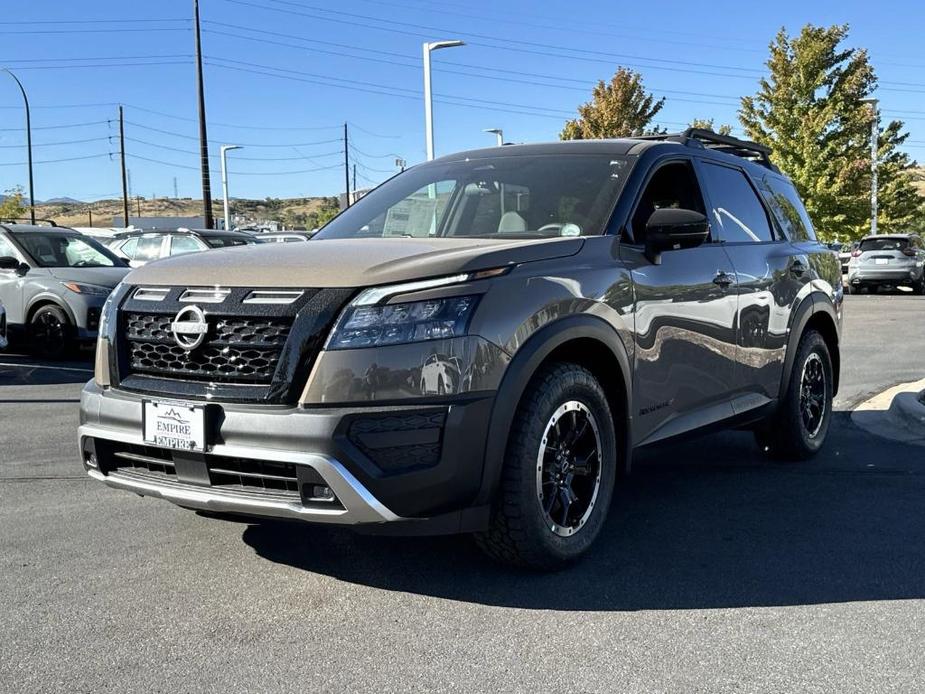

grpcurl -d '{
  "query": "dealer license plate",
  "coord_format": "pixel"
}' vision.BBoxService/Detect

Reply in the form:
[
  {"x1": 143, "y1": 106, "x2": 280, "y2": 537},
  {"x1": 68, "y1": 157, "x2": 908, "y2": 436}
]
[{"x1": 143, "y1": 401, "x2": 206, "y2": 451}]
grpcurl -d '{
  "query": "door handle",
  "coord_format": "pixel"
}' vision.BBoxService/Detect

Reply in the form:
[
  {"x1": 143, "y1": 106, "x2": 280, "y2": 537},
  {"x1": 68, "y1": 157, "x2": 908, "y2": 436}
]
[
  {"x1": 713, "y1": 270, "x2": 734, "y2": 288},
  {"x1": 791, "y1": 260, "x2": 807, "y2": 277}
]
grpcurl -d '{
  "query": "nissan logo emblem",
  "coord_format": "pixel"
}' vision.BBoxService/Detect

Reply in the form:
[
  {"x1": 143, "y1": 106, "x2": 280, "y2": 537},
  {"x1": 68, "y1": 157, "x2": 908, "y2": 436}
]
[{"x1": 171, "y1": 305, "x2": 208, "y2": 351}]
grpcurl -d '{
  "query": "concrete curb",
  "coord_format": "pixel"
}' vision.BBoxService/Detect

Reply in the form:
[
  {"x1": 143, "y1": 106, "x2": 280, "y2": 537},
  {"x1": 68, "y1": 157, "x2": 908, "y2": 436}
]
[{"x1": 851, "y1": 378, "x2": 925, "y2": 446}]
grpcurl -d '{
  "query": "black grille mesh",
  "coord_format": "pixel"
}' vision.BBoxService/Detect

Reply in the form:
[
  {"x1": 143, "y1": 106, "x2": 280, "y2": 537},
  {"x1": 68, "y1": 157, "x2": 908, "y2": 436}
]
[{"x1": 124, "y1": 312, "x2": 292, "y2": 383}]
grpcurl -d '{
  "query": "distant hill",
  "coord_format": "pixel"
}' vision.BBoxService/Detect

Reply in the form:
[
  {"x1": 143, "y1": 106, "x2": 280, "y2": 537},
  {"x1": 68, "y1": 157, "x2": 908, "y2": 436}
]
[{"x1": 31, "y1": 196, "x2": 336, "y2": 229}]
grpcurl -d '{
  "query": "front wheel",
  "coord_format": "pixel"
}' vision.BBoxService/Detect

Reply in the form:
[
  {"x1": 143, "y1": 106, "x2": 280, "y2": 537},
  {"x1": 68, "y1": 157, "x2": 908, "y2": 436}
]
[
  {"x1": 475, "y1": 362, "x2": 617, "y2": 570},
  {"x1": 754, "y1": 330, "x2": 833, "y2": 460},
  {"x1": 28, "y1": 305, "x2": 73, "y2": 359}
]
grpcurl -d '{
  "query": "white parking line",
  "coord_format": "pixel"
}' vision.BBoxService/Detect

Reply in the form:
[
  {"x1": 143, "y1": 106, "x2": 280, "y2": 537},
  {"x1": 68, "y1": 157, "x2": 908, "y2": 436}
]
[{"x1": 0, "y1": 362, "x2": 93, "y2": 374}]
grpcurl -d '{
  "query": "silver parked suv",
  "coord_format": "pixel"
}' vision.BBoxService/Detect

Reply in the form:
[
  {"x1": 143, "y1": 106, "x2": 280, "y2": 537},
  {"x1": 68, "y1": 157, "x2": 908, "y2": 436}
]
[
  {"x1": 79, "y1": 130, "x2": 843, "y2": 568},
  {"x1": 0, "y1": 224, "x2": 130, "y2": 357},
  {"x1": 846, "y1": 234, "x2": 925, "y2": 294}
]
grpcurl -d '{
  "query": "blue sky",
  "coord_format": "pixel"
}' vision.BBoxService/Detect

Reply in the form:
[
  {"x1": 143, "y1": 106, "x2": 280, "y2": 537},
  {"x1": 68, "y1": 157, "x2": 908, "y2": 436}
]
[{"x1": 0, "y1": 0, "x2": 922, "y2": 202}]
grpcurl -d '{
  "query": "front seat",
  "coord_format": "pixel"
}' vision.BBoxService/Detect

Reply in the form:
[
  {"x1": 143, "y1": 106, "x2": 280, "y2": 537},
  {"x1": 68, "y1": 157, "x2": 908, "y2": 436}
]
[{"x1": 498, "y1": 211, "x2": 527, "y2": 233}]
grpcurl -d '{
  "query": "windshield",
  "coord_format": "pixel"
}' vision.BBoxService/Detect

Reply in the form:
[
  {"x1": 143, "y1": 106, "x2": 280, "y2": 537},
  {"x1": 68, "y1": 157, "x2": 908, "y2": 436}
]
[
  {"x1": 12, "y1": 232, "x2": 124, "y2": 268},
  {"x1": 204, "y1": 235, "x2": 253, "y2": 248},
  {"x1": 859, "y1": 237, "x2": 909, "y2": 252},
  {"x1": 316, "y1": 154, "x2": 632, "y2": 240}
]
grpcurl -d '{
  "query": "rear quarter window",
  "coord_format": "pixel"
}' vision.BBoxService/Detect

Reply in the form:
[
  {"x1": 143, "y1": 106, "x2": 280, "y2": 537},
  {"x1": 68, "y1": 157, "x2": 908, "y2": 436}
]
[{"x1": 759, "y1": 176, "x2": 816, "y2": 241}]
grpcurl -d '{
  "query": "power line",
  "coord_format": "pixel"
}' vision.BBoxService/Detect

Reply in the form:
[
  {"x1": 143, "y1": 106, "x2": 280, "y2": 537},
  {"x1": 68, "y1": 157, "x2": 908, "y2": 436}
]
[
  {"x1": 122, "y1": 120, "x2": 343, "y2": 147},
  {"x1": 0, "y1": 120, "x2": 109, "y2": 132},
  {"x1": 126, "y1": 152, "x2": 344, "y2": 175},
  {"x1": 125, "y1": 135, "x2": 343, "y2": 161},
  {"x1": 0, "y1": 153, "x2": 111, "y2": 167},
  {"x1": 0, "y1": 27, "x2": 190, "y2": 35},
  {"x1": 0, "y1": 18, "x2": 188, "y2": 25},
  {"x1": 0, "y1": 60, "x2": 191, "y2": 71},
  {"x1": 0, "y1": 54, "x2": 191, "y2": 64},
  {"x1": 0, "y1": 136, "x2": 111, "y2": 148}
]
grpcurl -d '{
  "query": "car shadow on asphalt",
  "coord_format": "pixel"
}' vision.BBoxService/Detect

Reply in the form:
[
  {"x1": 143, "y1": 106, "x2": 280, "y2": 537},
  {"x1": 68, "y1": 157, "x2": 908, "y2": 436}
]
[
  {"x1": 0, "y1": 353, "x2": 93, "y2": 387},
  {"x1": 242, "y1": 412, "x2": 925, "y2": 611}
]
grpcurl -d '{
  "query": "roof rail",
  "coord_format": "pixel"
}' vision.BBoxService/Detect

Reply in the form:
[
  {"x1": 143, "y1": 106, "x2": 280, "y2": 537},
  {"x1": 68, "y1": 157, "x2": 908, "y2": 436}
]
[
  {"x1": 636, "y1": 128, "x2": 778, "y2": 171},
  {"x1": 0, "y1": 218, "x2": 58, "y2": 227}
]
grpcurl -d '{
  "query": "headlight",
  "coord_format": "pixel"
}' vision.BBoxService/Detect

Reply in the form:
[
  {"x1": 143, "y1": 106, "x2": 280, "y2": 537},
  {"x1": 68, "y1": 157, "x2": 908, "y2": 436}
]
[
  {"x1": 62, "y1": 282, "x2": 111, "y2": 297},
  {"x1": 327, "y1": 295, "x2": 480, "y2": 350}
]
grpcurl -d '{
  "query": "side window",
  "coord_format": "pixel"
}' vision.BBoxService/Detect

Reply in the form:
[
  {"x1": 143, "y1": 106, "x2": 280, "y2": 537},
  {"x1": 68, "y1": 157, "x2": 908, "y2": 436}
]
[
  {"x1": 118, "y1": 238, "x2": 139, "y2": 259},
  {"x1": 0, "y1": 235, "x2": 20, "y2": 260},
  {"x1": 169, "y1": 236, "x2": 203, "y2": 256},
  {"x1": 700, "y1": 162, "x2": 774, "y2": 243},
  {"x1": 759, "y1": 176, "x2": 816, "y2": 241},
  {"x1": 629, "y1": 161, "x2": 706, "y2": 245},
  {"x1": 134, "y1": 236, "x2": 164, "y2": 262}
]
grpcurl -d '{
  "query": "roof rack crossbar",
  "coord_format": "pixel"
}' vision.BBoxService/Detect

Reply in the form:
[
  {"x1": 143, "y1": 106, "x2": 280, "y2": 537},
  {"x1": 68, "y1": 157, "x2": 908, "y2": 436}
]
[
  {"x1": 635, "y1": 128, "x2": 777, "y2": 171},
  {"x1": 0, "y1": 218, "x2": 58, "y2": 227}
]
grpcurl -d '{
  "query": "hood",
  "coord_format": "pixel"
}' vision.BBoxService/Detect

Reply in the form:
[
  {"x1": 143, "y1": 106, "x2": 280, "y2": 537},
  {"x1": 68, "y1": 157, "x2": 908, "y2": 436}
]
[
  {"x1": 124, "y1": 236, "x2": 584, "y2": 288},
  {"x1": 48, "y1": 266, "x2": 131, "y2": 287}
]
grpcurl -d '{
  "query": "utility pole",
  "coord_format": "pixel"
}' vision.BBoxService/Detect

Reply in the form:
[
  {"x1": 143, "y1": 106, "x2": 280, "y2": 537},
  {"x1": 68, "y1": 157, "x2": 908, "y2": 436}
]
[
  {"x1": 136, "y1": 196, "x2": 142, "y2": 218},
  {"x1": 173, "y1": 177, "x2": 178, "y2": 199},
  {"x1": 119, "y1": 105, "x2": 129, "y2": 228},
  {"x1": 352, "y1": 164, "x2": 357, "y2": 205},
  {"x1": 861, "y1": 98, "x2": 879, "y2": 236},
  {"x1": 88, "y1": 209, "x2": 93, "y2": 227},
  {"x1": 193, "y1": 0, "x2": 214, "y2": 228},
  {"x1": 343, "y1": 122, "x2": 351, "y2": 209},
  {"x1": 2, "y1": 69, "x2": 36, "y2": 224},
  {"x1": 220, "y1": 144, "x2": 241, "y2": 230}
]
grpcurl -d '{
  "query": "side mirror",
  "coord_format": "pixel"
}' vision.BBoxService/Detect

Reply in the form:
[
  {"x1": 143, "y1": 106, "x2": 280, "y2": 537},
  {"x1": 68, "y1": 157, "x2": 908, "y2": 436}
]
[
  {"x1": 644, "y1": 208, "x2": 710, "y2": 264},
  {"x1": 0, "y1": 256, "x2": 26, "y2": 274}
]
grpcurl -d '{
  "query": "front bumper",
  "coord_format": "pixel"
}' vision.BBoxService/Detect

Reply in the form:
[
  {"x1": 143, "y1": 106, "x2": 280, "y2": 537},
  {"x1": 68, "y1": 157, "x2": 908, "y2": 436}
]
[{"x1": 79, "y1": 381, "x2": 494, "y2": 533}]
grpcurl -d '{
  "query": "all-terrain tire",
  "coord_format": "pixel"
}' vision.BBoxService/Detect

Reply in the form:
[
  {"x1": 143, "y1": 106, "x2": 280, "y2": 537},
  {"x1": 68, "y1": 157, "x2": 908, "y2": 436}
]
[
  {"x1": 754, "y1": 330, "x2": 833, "y2": 460},
  {"x1": 475, "y1": 362, "x2": 617, "y2": 570}
]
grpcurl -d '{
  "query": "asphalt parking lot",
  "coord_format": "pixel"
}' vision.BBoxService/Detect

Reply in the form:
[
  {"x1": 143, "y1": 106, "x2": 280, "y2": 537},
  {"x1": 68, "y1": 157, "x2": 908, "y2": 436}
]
[{"x1": 2, "y1": 294, "x2": 924, "y2": 693}]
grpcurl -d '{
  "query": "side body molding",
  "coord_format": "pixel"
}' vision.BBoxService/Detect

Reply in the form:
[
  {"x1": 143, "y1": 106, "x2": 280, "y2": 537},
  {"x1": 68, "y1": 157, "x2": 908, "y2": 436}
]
[{"x1": 475, "y1": 314, "x2": 634, "y2": 506}]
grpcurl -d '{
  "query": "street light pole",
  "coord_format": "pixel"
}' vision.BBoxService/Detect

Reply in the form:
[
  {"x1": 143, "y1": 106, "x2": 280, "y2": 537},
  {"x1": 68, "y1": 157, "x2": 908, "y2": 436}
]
[
  {"x1": 862, "y1": 97, "x2": 879, "y2": 236},
  {"x1": 220, "y1": 145, "x2": 242, "y2": 230},
  {"x1": 422, "y1": 40, "x2": 464, "y2": 161},
  {"x1": 2, "y1": 68, "x2": 35, "y2": 224},
  {"x1": 483, "y1": 128, "x2": 504, "y2": 147}
]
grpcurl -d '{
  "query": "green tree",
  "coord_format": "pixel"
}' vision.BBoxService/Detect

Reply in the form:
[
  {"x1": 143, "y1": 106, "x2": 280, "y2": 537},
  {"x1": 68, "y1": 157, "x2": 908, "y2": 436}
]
[
  {"x1": 689, "y1": 118, "x2": 734, "y2": 136},
  {"x1": 0, "y1": 186, "x2": 25, "y2": 220},
  {"x1": 739, "y1": 24, "x2": 924, "y2": 239},
  {"x1": 560, "y1": 67, "x2": 665, "y2": 140}
]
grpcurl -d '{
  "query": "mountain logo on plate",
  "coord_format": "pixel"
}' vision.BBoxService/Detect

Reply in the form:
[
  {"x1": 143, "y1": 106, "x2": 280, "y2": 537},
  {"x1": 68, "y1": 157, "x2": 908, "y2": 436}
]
[{"x1": 171, "y1": 305, "x2": 208, "y2": 351}]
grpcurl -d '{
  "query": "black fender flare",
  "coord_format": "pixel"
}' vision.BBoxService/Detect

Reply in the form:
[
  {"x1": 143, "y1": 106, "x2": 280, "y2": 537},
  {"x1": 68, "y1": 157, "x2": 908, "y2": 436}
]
[
  {"x1": 778, "y1": 292, "x2": 840, "y2": 400},
  {"x1": 474, "y1": 314, "x2": 634, "y2": 506}
]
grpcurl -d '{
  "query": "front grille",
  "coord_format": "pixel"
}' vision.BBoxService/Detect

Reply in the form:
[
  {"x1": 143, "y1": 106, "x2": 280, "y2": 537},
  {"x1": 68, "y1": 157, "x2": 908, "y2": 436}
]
[
  {"x1": 99, "y1": 441, "x2": 340, "y2": 506},
  {"x1": 113, "y1": 285, "x2": 355, "y2": 404},
  {"x1": 125, "y1": 312, "x2": 291, "y2": 384}
]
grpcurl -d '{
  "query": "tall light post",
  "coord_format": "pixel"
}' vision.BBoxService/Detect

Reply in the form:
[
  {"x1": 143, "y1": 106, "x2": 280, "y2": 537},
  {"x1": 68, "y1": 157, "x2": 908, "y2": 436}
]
[
  {"x1": 2, "y1": 68, "x2": 35, "y2": 224},
  {"x1": 220, "y1": 145, "x2": 241, "y2": 230},
  {"x1": 861, "y1": 97, "x2": 879, "y2": 236},
  {"x1": 423, "y1": 40, "x2": 464, "y2": 161},
  {"x1": 483, "y1": 128, "x2": 504, "y2": 147}
]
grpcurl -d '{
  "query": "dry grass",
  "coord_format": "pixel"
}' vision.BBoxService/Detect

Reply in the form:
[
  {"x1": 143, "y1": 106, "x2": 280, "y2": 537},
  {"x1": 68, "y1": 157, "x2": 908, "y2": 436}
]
[{"x1": 32, "y1": 196, "x2": 332, "y2": 228}]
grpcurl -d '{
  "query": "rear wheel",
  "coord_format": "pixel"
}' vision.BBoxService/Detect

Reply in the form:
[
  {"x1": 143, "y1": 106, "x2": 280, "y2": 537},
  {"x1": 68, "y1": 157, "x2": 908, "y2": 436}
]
[
  {"x1": 754, "y1": 330, "x2": 833, "y2": 460},
  {"x1": 913, "y1": 275, "x2": 925, "y2": 295},
  {"x1": 475, "y1": 362, "x2": 617, "y2": 570},
  {"x1": 28, "y1": 305, "x2": 73, "y2": 359}
]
